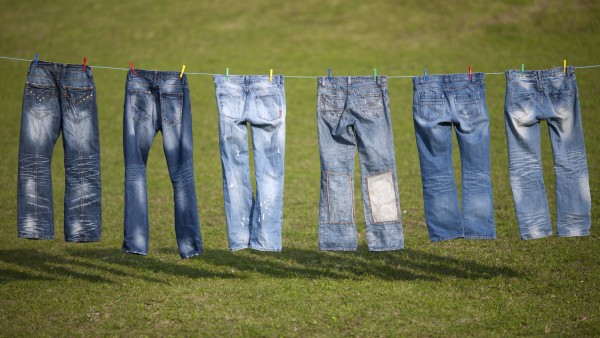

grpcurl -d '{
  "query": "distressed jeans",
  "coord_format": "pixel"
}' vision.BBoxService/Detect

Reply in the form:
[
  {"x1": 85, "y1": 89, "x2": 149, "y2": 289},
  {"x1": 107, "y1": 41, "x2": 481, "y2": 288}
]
[
  {"x1": 214, "y1": 75, "x2": 286, "y2": 251},
  {"x1": 317, "y1": 76, "x2": 404, "y2": 251},
  {"x1": 505, "y1": 66, "x2": 591, "y2": 239},
  {"x1": 412, "y1": 73, "x2": 495, "y2": 242},
  {"x1": 123, "y1": 69, "x2": 203, "y2": 259},
  {"x1": 17, "y1": 60, "x2": 101, "y2": 241}
]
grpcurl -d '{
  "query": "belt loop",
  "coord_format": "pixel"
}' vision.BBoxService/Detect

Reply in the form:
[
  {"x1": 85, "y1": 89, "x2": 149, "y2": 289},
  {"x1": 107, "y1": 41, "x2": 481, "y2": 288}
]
[
  {"x1": 347, "y1": 76, "x2": 352, "y2": 86},
  {"x1": 318, "y1": 77, "x2": 322, "y2": 87}
]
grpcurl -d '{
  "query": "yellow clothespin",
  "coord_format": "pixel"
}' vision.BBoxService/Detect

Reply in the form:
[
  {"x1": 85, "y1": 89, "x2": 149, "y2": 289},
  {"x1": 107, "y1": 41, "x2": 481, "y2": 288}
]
[
  {"x1": 563, "y1": 59, "x2": 566, "y2": 73},
  {"x1": 269, "y1": 69, "x2": 273, "y2": 82},
  {"x1": 180, "y1": 65, "x2": 186, "y2": 78}
]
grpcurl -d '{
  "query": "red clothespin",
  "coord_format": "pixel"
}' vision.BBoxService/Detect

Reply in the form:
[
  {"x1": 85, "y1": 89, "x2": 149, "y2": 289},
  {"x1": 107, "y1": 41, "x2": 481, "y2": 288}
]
[
  {"x1": 83, "y1": 57, "x2": 87, "y2": 71},
  {"x1": 130, "y1": 61, "x2": 135, "y2": 75},
  {"x1": 468, "y1": 65, "x2": 472, "y2": 80}
]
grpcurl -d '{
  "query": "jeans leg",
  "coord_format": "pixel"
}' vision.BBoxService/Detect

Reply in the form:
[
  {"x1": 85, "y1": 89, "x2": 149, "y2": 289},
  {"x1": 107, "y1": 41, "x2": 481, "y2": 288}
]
[
  {"x1": 547, "y1": 80, "x2": 591, "y2": 237},
  {"x1": 160, "y1": 84, "x2": 203, "y2": 258},
  {"x1": 122, "y1": 85, "x2": 156, "y2": 255},
  {"x1": 17, "y1": 70, "x2": 61, "y2": 240},
  {"x1": 61, "y1": 75, "x2": 102, "y2": 242}
]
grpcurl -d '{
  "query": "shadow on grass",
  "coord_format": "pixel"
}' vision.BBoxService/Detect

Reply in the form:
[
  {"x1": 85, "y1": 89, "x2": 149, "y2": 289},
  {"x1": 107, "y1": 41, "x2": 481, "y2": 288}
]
[
  {"x1": 0, "y1": 246, "x2": 522, "y2": 283},
  {"x1": 0, "y1": 248, "x2": 236, "y2": 284}
]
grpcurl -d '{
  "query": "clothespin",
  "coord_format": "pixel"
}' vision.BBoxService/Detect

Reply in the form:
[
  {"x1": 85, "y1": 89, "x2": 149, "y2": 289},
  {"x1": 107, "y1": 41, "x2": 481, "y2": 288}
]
[
  {"x1": 521, "y1": 64, "x2": 525, "y2": 75},
  {"x1": 424, "y1": 67, "x2": 428, "y2": 81},
  {"x1": 226, "y1": 67, "x2": 229, "y2": 80},
  {"x1": 468, "y1": 65, "x2": 472, "y2": 80},
  {"x1": 129, "y1": 61, "x2": 135, "y2": 75},
  {"x1": 34, "y1": 53, "x2": 39, "y2": 66},
  {"x1": 564, "y1": 59, "x2": 567, "y2": 73},
  {"x1": 328, "y1": 68, "x2": 332, "y2": 81},
  {"x1": 269, "y1": 69, "x2": 273, "y2": 82},
  {"x1": 180, "y1": 64, "x2": 186, "y2": 78},
  {"x1": 373, "y1": 67, "x2": 377, "y2": 81},
  {"x1": 83, "y1": 57, "x2": 87, "y2": 71}
]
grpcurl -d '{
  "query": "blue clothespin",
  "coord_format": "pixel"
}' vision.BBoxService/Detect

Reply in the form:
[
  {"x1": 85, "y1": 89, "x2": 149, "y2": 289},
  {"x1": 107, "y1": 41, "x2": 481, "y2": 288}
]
[
  {"x1": 328, "y1": 68, "x2": 331, "y2": 81},
  {"x1": 373, "y1": 67, "x2": 377, "y2": 81},
  {"x1": 424, "y1": 67, "x2": 428, "y2": 81},
  {"x1": 34, "y1": 53, "x2": 38, "y2": 66}
]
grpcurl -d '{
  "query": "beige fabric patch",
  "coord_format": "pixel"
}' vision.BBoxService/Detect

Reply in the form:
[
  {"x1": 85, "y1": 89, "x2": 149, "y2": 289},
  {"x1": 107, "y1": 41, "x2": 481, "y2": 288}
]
[{"x1": 366, "y1": 171, "x2": 399, "y2": 223}]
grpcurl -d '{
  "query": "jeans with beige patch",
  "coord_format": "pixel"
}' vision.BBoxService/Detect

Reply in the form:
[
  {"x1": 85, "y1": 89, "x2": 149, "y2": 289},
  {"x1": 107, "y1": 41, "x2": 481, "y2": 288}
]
[
  {"x1": 412, "y1": 73, "x2": 495, "y2": 242},
  {"x1": 17, "y1": 60, "x2": 101, "y2": 242},
  {"x1": 317, "y1": 76, "x2": 403, "y2": 251},
  {"x1": 214, "y1": 75, "x2": 286, "y2": 251},
  {"x1": 122, "y1": 69, "x2": 203, "y2": 259},
  {"x1": 505, "y1": 66, "x2": 591, "y2": 240}
]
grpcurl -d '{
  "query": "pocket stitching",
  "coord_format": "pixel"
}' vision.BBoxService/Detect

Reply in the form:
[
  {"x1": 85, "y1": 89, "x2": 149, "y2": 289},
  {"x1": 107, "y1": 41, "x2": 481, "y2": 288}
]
[
  {"x1": 257, "y1": 94, "x2": 282, "y2": 121},
  {"x1": 63, "y1": 85, "x2": 94, "y2": 123},
  {"x1": 455, "y1": 93, "x2": 482, "y2": 121},
  {"x1": 161, "y1": 93, "x2": 183, "y2": 125},
  {"x1": 25, "y1": 82, "x2": 56, "y2": 119}
]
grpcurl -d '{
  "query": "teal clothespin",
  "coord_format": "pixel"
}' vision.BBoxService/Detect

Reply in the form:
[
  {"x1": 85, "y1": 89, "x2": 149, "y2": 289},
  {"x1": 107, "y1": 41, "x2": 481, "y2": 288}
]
[
  {"x1": 373, "y1": 67, "x2": 377, "y2": 81},
  {"x1": 521, "y1": 64, "x2": 524, "y2": 75},
  {"x1": 34, "y1": 53, "x2": 39, "y2": 66},
  {"x1": 226, "y1": 67, "x2": 229, "y2": 80},
  {"x1": 424, "y1": 67, "x2": 428, "y2": 80}
]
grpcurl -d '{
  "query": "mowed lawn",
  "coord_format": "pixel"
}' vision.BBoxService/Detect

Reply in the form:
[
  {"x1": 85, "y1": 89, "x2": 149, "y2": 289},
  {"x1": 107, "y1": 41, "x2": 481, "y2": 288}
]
[{"x1": 0, "y1": 0, "x2": 599, "y2": 336}]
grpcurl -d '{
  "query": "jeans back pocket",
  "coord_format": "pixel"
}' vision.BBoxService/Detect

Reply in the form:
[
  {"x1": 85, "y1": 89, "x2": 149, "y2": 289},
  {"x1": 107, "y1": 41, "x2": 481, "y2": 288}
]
[
  {"x1": 25, "y1": 82, "x2": 56, "y2": 119},
  {"x1": 63, "y1": 85, "x2": 95, "y2": 123},
  {"x1": 509, "y1": 91, "x2": 535, "y2": 122},
  {"x1": 417, "y1": 92, "x2": 444, "y2": 122},
  {"x1": 129, "y1": 90, "x2": 152, "y2": 123},
  {"x1": 357, "y1": 92, "x2": 384, "y2": 119},
  {"x1": 319, "y1": 94, "x2": 345, "y2": 122},
  {"x1": 454, "y1": 92, "x2": 482, "y2": 121},
  {"x1": 550, "y1": 90, "x2": 574, "y2": 118},
  {"x1": 256, "y1": 93, "x2": 282, "y2": 121},
  {"x1": 161, "y1": 92, "x2": 183, "y2": 126},
  {"x1": 217, "y1": 93, "x2": 243, "y2": 119}
]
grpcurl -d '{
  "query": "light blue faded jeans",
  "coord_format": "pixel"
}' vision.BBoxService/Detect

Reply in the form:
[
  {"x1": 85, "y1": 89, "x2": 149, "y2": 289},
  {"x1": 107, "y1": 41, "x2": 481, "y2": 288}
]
[
  {"x1": 122, "y1": 69, "x2": 203, "y2": 259},
  {"x1": 505, "y1": 66, "x2": 591, "y2": 239},
  {"x1": 214, "y1": 75, "x2": 286, "y2": 251},
  {"x1": 412, "y1": 73, "x2": 495, "y2": 242},
  {"x1": 17, "y1": 60, "x2": 101, "y2": 242},
  {"x1": 317, "y1": 76, "x2": 404, "y2": 251}
]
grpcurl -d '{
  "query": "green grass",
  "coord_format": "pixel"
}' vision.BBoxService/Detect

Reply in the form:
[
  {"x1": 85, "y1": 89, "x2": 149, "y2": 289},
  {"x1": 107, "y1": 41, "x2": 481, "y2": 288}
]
[{"x1": 1, "y1": 0, "x2": 599, "y2": 336}]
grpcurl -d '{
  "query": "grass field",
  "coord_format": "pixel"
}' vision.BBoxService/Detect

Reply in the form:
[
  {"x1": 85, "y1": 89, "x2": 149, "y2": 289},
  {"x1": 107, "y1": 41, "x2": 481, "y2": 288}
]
[{"x1": 1, "y1": 0, "x2": 599, "y2": 336}]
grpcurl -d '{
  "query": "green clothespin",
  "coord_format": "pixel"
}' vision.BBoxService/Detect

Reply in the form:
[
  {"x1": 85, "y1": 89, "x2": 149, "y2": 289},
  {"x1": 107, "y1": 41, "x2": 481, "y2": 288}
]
[
  {"x1": 226, "y1": 67, "x2": 229, "y2": 80},
  {"x1": 522, "y1": 64, "x2": 524, "y2": 75}
]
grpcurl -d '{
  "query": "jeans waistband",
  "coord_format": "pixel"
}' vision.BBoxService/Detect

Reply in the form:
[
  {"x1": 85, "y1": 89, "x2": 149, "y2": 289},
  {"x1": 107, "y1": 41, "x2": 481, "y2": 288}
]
[
  {"x1": 413, "y1": 72, "x2": 484, "y2": 85},
  {"x1": 214, "y1": 74, "x2": 284, "y2": 85},
  {"x1": 127, "y1": 69, "x2": 188, "y2": 85},
  {"x1": 506, "y1": 66, "x2": 575, "y2": 80},
  {"x1": 29, "y1": 60, "x2": 93, "y2": 75},
  {"x1": 317, "y1": 76, "x2": 387, "y2": 88}
]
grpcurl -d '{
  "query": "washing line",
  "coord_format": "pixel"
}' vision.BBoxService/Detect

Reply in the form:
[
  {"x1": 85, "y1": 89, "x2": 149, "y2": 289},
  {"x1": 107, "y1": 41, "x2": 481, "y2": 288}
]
[{"x1": 1, "y1": 55, "x2": 599, "y2": 79}]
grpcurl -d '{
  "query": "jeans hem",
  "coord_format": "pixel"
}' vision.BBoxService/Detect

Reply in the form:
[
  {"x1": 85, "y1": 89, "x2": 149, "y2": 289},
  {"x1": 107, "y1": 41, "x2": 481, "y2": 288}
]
[
  {"x1": 521, "y1": 232, "x2": 552, "y2": 240},
  {"x1": 319, "y1": 247, "x2": 357, "y2": 251},
  {"x1": 122, "y1": 249, "x2": 148, "y2": 256},
  {"x1": 19, "y1": 234, "x2": 54, "y2": 240},
  {"x1": 230, "y1": 246, "x2": 249, "y2": 252},
  {"x1": 557, "y1": 231, "x2": 590, "y2": 238},
  {"x1": 463, "y1": 235, "x2": 496, "y2": 240},
  {"x1": 249, "y1": 246, "x2": 282, "y2": 252},
  {"x1": 181, "y1": 250, "x2": 203, "y2": 259},
  {"x1": 65, "y1": 237, "x2": 101, "y2": 243},
  {"x1": 369, "y1": 246, "x2": 404, "y2": 252},
  {"x1": 430, "y1": 235, "x2": 463, "y2": 242}
]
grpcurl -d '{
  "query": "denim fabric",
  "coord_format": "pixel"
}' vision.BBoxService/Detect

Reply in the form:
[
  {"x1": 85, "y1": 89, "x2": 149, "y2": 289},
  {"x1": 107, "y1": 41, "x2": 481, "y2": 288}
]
[
  {"x1": 214, "y1": 75, "x2": 286, "y2": 251},
  {"x1": 412, "y1": 73, "x2": 495, "y2": 242},
  {"x1": 317, "y1": 76, "x2": 404, "y2": 251},
  {"x1": 123, "y1": 69, "x2": 203, "y2": 259},
  {"x1": 505, "y1": 66, "x2": 591, "y2": 239},
  {"x1": 17, "y1": 60, "x2": 101, "y2": 242}
]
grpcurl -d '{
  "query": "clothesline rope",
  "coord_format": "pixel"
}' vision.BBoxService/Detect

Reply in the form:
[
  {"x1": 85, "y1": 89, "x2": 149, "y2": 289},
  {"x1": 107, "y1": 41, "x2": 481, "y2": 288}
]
[{"x1": 1, "y1": 55, "x2": 599, "y2": 79}]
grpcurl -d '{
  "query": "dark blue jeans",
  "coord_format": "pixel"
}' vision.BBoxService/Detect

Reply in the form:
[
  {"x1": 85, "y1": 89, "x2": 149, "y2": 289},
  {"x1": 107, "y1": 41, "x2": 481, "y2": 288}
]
[
  {"x1": 122, "y1": 69, "x2": 203, "y2": 259},
  {"x1": 17, "y1": 60, "x2": 101, "y2": 242}
]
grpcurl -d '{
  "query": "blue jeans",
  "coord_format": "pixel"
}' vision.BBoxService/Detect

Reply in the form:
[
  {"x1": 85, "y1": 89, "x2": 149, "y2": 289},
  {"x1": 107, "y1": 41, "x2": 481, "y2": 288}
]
[
  {"x1": 17, "y1": 60, "x2": 101, "y2": 242},
  {"x1": 317, "y1": 76, "x2": 404, "y2": 251},
  {"x1": 213, "y1": 75, "x2": 286, "y2": 251},
  {"x1": 122, "y1": 69, "x2": 203, "y2": 259},
  {"x1": 412, "y1": 73, "x2": 495, "y2": 241},
  {"x1": 505, "y1": 66, "x2": 591, "y2": 239}
]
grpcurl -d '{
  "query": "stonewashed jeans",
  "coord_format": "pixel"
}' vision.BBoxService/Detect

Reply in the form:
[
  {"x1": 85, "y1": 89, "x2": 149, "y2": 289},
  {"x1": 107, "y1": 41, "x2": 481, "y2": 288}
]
[
  {"x1": 412, "y1": 73, "x2": 495, "y2": 242},
  {"x1": 17, "y1": 61, "x2": 101, "y2": 242},
  {"x1": 122, "y1": 69, "x2": 203, "y2": 259},
  {"x1": 505, "y1": 66, "x2": 591, "y2": 239},
  {"x1": 214, "y1": 75, "x2": 286, "y2": 251},
  {"x1": 317, "y1": 76, "x2": 404, "y2": 251}
]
